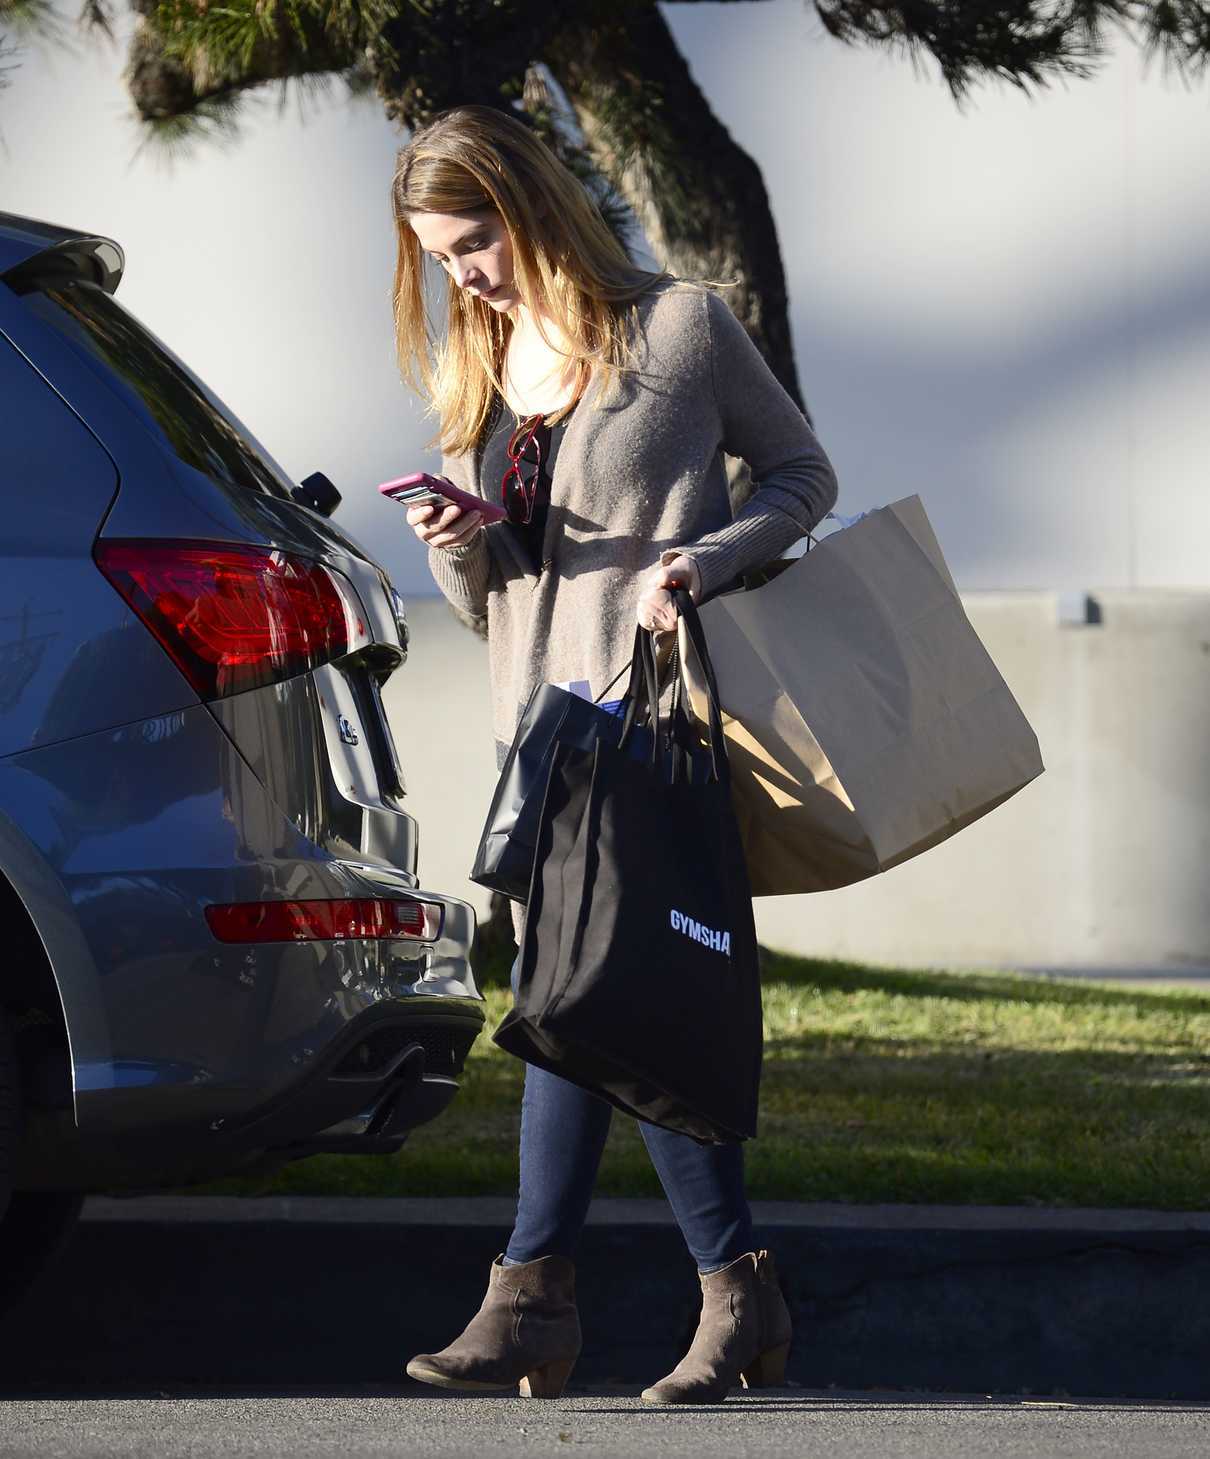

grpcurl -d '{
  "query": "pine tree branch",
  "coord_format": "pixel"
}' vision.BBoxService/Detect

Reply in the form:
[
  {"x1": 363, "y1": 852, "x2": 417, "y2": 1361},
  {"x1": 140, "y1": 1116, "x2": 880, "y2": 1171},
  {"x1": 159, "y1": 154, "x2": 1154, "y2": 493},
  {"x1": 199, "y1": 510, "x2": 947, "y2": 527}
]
[
  {"x1": 812, "y1": 1, "x2": 1210, "y2": 98},
  {"x1": 78, "y1": 0, "x2": 118, "y2": 40},
  {"x1": 0, "y1": 0, "x2": 59, "y2": 32},
  {"x1": 662, "y1": 0, "x2": 1209, "y2": 92},
  {"x1": 2, "y1": 1, "x2": 86, "y2": 99},
  {"x1": 123, "y1": 1, "x2": 355, "y2": 123},
  {"x1": 816, "y1": 0, "x2": 1109, "y2": 97},
  {"x1": 120, "y1": 1, "x2": 579, "y2": 138},
  {"x1": 1129, "y1": 0, "x2": 1210, "y2": 75}
]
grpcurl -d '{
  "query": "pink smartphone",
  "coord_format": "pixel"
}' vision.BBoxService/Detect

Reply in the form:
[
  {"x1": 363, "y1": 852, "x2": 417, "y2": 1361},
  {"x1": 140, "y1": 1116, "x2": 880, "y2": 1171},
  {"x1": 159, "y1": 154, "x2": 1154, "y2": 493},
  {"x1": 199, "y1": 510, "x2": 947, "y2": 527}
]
[{"x1": 378, "y1": 471, "x2": 508, "y2": 524}]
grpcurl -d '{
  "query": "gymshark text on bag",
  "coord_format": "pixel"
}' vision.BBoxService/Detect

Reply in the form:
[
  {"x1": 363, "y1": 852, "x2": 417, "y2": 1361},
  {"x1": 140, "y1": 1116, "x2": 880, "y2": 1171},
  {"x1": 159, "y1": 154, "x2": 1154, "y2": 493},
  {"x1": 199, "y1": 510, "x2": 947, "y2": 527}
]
[{"x1": 670, "y1": 908, "x2": 731, "y2": 957}]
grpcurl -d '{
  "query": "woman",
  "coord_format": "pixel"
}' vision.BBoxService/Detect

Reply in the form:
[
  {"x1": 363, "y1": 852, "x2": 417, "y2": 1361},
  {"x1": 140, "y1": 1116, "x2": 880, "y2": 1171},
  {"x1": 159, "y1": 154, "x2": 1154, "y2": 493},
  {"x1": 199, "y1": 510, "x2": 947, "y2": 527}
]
[{"x1": 391, "y1": 106, "x2": 838, "y2": 1404}]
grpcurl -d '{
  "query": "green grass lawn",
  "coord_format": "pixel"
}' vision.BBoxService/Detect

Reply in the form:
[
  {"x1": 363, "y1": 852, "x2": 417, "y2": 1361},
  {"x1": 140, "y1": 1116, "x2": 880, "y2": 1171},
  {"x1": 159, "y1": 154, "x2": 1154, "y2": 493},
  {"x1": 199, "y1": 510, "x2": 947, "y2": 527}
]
[{"x1": 200, "y1": 950, "x2": 1210, "y2": 1208}]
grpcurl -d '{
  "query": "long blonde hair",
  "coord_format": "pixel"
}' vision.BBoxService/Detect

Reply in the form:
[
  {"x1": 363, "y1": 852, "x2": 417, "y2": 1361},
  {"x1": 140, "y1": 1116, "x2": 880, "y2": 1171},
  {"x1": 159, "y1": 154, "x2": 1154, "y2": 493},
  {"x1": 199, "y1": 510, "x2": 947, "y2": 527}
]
[{"x1": 391, "y1": 106, "x2": 669, "y2": 456}]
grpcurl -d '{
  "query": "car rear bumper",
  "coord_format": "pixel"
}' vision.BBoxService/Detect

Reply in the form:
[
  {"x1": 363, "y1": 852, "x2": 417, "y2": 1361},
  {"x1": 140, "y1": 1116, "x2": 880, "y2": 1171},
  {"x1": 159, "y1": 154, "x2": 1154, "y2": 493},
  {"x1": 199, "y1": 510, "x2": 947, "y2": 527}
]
[
  {"x1": 218, "y1": 997, "x2": 486, "y2": 1155},
  {"x1": 16, "y1": 995, "x2": 486, "y2": 1189},
  {"x1": 1, "y1": 703, "x2": 485, "y2": 1188}
]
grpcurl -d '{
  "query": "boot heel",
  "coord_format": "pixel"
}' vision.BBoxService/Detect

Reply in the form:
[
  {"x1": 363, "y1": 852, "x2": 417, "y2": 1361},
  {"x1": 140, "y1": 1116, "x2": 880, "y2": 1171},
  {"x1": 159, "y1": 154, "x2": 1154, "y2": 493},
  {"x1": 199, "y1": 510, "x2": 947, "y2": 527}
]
[
  {"x1": 519, "y1": 1357, "x2": 576, "y2": 1399},
  {"x1": 740, "y1": 1341, "x2": 789, "y2": 1389}
]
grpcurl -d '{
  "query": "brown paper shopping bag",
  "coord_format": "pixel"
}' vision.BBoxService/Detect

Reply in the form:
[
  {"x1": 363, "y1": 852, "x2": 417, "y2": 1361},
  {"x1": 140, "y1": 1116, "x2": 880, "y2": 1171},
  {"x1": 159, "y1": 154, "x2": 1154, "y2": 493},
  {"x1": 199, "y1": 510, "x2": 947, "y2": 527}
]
[{"x1": 679, "y1": 496, "x2": 1044, "y2": 895}]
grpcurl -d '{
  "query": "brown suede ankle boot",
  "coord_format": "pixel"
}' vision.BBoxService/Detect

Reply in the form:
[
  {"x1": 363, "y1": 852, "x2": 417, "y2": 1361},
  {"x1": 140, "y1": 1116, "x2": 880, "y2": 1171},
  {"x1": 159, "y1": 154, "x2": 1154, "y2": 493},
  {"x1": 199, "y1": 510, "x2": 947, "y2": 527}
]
[
  {"x1": 641, "y1": 1250, "x2": 791, "y2": 1405},
  {"x1": 406, "y1": 1254, "x2": 581, "y2": 1398}
]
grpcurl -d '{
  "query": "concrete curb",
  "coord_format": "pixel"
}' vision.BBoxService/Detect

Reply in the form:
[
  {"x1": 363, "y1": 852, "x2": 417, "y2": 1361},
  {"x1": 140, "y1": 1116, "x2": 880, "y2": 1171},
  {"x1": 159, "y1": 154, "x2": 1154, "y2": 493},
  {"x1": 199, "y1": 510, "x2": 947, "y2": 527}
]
[
  {"x1": 82, "y1": 1195, "x2": 1210, "y2": 1231},
  {"x1": 1, "y1": 1198, "x2": 1206, "y2": 1400}
]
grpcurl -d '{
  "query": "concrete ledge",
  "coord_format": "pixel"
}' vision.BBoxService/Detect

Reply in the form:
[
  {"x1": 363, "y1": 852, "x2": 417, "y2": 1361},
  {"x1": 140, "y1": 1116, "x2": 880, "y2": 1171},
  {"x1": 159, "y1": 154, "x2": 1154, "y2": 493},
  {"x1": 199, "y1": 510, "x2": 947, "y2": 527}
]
[
  {"x1": 85, "y1": 1194, "x2": 1210, "y2": 1232},
  {"x1": 1, "y1": 1199, "x2": 1206, "y2": 1400}
]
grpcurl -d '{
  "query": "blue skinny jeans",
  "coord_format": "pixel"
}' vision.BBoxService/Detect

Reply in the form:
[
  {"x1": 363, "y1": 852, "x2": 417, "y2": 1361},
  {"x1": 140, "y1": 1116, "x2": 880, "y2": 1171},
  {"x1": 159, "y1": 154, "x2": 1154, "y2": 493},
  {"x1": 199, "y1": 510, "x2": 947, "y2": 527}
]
[{"x1": 504, "y1": 955, "x2": 755, "y2": 1273}]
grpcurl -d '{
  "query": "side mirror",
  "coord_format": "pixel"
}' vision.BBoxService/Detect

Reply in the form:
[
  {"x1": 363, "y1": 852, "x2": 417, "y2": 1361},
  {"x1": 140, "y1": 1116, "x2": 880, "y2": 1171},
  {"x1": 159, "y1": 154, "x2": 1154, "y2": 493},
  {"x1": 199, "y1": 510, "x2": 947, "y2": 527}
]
[{"x1": 293, "y1": 471, "x2": 342, "y2": 517}]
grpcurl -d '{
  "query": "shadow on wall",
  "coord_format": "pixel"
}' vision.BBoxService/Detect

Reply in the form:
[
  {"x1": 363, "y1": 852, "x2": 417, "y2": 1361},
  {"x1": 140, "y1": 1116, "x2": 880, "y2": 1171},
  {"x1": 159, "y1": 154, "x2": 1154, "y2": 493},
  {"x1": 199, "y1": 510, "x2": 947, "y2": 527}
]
[{"x1": 803, "y1": 260, "x2": 1210, "y2": 592}]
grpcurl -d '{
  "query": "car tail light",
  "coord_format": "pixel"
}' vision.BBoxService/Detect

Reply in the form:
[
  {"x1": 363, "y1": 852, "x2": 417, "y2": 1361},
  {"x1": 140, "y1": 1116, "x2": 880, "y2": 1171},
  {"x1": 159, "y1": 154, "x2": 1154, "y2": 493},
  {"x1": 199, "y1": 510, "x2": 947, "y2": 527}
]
[
  {"x1": 95, "y1": 539, "x2": 366, "y2": 699},
  {"x1": 205, "y1": 898, "x2": 443, "y2": 944}
]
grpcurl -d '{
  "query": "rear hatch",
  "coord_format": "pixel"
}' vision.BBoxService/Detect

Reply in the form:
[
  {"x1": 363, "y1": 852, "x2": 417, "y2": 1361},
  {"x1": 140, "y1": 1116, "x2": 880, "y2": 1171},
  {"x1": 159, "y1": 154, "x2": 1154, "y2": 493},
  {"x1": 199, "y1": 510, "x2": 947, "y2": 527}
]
[{"x1": 2, "y1": 219, "x2": 419, "y2": 878}]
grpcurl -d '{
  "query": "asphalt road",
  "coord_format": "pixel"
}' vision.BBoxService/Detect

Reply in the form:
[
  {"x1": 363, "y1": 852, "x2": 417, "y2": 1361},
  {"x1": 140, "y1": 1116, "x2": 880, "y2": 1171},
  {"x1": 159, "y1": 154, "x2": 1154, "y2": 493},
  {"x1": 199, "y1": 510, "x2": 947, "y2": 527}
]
[{"x1": 3, "y1": 1388, "x2": 1209, "y2": 1459}]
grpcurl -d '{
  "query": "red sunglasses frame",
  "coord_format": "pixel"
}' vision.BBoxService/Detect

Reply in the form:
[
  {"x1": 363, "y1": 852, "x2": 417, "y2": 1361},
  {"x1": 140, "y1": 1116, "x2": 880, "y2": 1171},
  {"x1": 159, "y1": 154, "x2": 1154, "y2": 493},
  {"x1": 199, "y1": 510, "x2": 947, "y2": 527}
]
[{"x1": 501, "y1": 414, "x2": 547, "y2": 525}]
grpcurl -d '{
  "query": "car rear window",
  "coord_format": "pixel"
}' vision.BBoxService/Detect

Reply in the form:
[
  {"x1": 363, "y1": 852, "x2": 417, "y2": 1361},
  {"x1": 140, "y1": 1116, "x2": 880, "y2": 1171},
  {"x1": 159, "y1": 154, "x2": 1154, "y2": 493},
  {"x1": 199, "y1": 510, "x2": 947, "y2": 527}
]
[{"x1": 23, "y1": 279, "x2": 295, "y2": 502}]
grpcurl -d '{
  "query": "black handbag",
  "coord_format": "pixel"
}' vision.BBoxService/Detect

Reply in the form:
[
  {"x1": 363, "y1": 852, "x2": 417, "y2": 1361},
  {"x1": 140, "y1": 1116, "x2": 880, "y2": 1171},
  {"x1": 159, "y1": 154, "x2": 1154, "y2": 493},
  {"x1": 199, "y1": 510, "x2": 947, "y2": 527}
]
[
  {"x1": 471, "y1": 633, "x2": 701, "y2": 902},
  {"x1": 492, "y1": 594, "x2": 762, "y2": 1144}
]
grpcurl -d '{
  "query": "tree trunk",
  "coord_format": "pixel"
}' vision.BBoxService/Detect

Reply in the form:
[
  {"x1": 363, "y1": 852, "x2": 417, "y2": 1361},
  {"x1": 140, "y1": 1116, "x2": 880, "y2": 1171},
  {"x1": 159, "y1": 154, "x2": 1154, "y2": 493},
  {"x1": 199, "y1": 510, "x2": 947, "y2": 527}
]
[{"x1": 545, "y1": 1, "x2": 810, "y2": 425}]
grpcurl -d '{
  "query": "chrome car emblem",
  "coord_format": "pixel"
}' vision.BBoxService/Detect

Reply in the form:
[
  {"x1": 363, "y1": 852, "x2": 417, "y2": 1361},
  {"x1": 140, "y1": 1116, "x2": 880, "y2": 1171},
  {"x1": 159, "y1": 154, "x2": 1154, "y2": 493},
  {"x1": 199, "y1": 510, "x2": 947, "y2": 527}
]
[{"x1": 338, "y1": 715, "x2": 360, "y2": 746}]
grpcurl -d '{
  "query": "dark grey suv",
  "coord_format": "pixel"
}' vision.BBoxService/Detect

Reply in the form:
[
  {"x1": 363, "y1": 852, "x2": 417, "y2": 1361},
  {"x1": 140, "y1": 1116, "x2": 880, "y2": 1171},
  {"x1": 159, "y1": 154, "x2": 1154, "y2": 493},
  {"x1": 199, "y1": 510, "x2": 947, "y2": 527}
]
[{"x1": 0, "y1": 212, "x2": 483, "y2": 1284}]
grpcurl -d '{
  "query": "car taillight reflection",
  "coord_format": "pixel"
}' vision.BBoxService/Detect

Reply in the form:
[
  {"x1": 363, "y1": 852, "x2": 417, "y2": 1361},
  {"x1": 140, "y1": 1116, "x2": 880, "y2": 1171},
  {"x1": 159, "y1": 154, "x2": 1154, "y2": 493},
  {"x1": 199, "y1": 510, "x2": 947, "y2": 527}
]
[
  {"x1": 96, "y1": 539, "x2": 363, "y2": 699},
  {"x1": 204, "y1": 898, "x2": 443, "y2": 944}
]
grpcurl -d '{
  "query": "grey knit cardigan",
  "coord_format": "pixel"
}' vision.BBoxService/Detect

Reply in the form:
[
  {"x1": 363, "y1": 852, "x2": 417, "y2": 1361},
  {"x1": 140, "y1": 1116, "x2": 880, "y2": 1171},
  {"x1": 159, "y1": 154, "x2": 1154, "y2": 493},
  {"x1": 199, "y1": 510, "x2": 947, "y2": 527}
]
[{"x1": 427, "y1": 280, "x2": 839, "y2": 941}]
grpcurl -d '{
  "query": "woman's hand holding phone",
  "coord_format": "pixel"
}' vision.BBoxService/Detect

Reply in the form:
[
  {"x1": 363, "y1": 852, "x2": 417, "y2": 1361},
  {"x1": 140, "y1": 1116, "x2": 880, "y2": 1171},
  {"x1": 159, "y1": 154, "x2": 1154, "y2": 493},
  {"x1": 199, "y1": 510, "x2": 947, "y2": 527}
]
[
  {"x1": 406, "y1": 498, "x2": 484, "y2": 551},
  {"x1": 381, "y1": 470, "x2": 502, "y2": 551}
]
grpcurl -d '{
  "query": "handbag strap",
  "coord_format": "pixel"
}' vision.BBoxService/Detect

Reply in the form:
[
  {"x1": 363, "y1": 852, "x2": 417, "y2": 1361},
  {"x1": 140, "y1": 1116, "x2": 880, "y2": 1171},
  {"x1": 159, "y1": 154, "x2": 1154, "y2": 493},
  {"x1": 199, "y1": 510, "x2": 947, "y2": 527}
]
[
  {"x1": 667, "y1": 646, "x2": 696, "y2": 785},
  {"x1": 611, "y1": 595, "x2": 729, "y2": 786},
  {"x1": 618, "y1": 625, "x2": 661, "y2": 768},
  {"x1": 593, "y1": 658, "x2": 633, "y2": 706}
]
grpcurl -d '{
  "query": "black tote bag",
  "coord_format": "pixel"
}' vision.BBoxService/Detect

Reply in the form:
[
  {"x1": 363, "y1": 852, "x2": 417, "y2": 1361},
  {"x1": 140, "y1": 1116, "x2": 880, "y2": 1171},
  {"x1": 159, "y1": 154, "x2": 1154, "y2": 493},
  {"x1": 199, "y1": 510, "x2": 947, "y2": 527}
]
[{"x1": 493, "y1": 594, "x2": 762, "y2": 1144}]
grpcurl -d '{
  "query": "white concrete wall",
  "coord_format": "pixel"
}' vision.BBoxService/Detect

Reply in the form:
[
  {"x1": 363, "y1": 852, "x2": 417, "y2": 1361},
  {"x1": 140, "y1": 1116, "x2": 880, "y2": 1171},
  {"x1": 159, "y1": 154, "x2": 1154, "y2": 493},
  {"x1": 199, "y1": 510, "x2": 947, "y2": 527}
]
[{"x1": 386, "y1": 592, "x2": 1210, "y2": 972}]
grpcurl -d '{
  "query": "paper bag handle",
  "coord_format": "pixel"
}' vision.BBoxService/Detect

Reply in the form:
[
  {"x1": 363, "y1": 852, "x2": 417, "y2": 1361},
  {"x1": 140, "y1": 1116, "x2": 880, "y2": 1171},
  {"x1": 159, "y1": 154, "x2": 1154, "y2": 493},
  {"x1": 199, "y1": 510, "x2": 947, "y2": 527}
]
[{"x1": 670, "y1": 589, "x2": 729, "y2": 786}]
